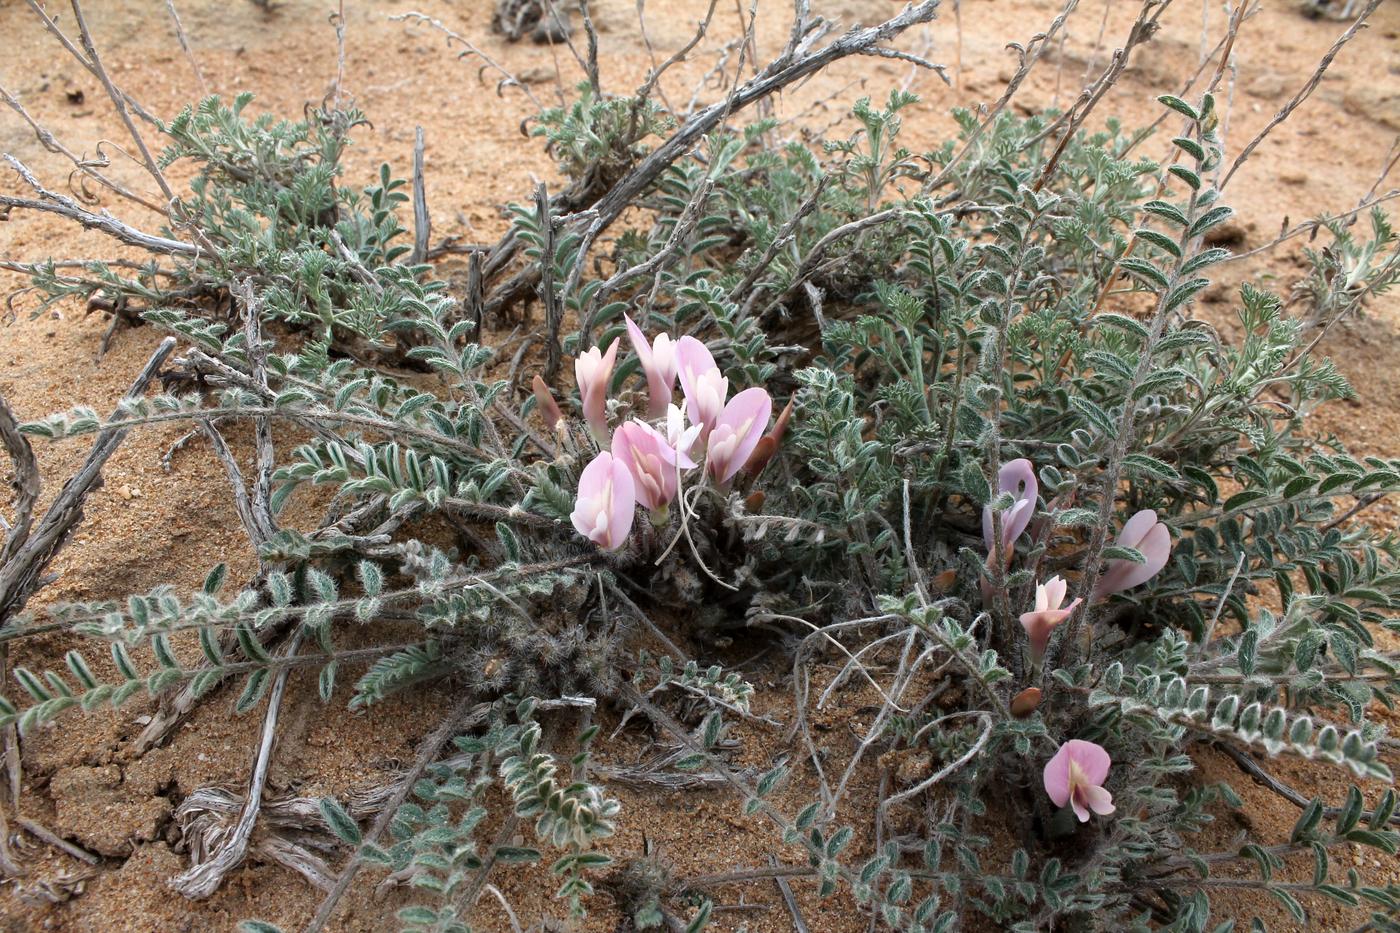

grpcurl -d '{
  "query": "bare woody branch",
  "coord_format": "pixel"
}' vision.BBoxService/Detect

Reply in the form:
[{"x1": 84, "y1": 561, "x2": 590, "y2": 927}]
[
  {"x1": 1, "y1": 156, "x2": 197, "y2": 257},
  {"x1": 0, "y1": 337, "x2": 177, "y2": 623},
  {"x1": 1220, "y1": 0, "x2": 1382, "y2": 189},
  {"x1": 483, "y1": 1, "x2": 945, "y2": 336}
]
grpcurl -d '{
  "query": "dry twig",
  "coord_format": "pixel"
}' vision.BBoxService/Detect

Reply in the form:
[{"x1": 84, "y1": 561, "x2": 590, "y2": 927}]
[
  {"x1": 169, "y1": 629, "x2": 305, "y2": 898},
  {"x1": 1220, "y1": 0, "x2": 1382, "y2": 189}
]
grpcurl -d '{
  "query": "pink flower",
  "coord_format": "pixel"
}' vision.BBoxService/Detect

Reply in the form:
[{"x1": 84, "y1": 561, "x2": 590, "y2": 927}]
[
  {"x1": 1043, "y1": 739, "x2": 1115, "y2": 823},
  {"x1": 705, "y1": 387, "x2": 772, "y2": 486},
  {"x1": 575, "y1": 338, "x2": 620, "y2": 444},
  {"x1": 676, "y1": 336, "x2": 728, "y2": 440},
  {"x1": 1092, "y1": 509, "x2": 1172, "y2": 601},
  {"x1": 1019, "y1": 576, "x2": 1082, "y2": 662},
  {"x1": 571, "y1": 451, "x2": 635, "y2": 550},
  {"x1": 612, "y1": 420, "x2": 695, "y2": 516},
  {"x1": 982, "y1": 458, "x2": 1038, "y2": 561},
  {"x1": 625, "y1": 314, "x2": 678, "y2": 419}
]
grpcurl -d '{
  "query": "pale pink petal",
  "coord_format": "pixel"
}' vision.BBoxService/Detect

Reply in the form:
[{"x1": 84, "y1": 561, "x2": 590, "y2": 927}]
[
  {"x1": 600, "y1": 337, "x2": 620, "y2": 370},
  {"x1": 676, "y1": 336, "x2": 718, "y2": 402},
  {"x1": 625, "y1": 315, "x2": 677, "y2": 418},
  {"x1": 662, "y1": 405, "x2": 700, "y2": 469},
  {"x1": 1092, "y1": 562, "x2": 1134, "y2": 602},
  {"x1": 672, "y1": 438, "x2": 698, "y2": 470},
  {"x1": 604, "y1": 457, "x2": 635, "y2": 548},
  {"x1": 1047, "y1": 740, "x2": 1113, "y2": 821},
  {"x1": 574, "y1": 349, "x2": 597, "y2": 386},
  {"x1": 532, "y1": 375, "x2": 563, "y2": 432},
  {"x1": 999, "y1": 459, "x2": 1038, "y2": 542},
  {"x1": 1020, "y1": 611, "x2": 1056, "y2": 660},
  {"x1": 611, "y1": 424, "x2": 650, "y2": 510},
  {"x1": 571, "y1": 453, "x2": 613, "y2": 540},
  {"x1": 624, "y1": 314, "x2": 654, "y2": 369},
  {"x1": 1042, "y1": 744, "x2": 1072, "y2": 808},
  {"x1": 693, "y1": 371, "x2": 728, "y2": 436},
  {"x1": 577, "y1": 338, "x2": 620, "y2": 442},
  {"x1": 982, "y1": 458, "x2": 1038, "y2": 553},
  {"x1": 1094, "y1": 512, "x2": 1172, "y2": 600},
  {"x1": 1134, "y1": 521, "x2": 1172, "y2": 580},
  {"x1": 675, "y1": 337, "x2": 728, "y2": 436},
  {"x1": 1118, "y1": 509, "x2": 1159, "y2": 550},
  {"x1": 1044, "y1": 575, "x2": 1067, "y2": 610},
  {"x1": 575, "y1": 452, "x2": 612, "y2": 500},
  {"x1": 651, "y1": 333, "x2": 677, "y2": 385},
  {"x1": 1005, "y1": 499, "x2": 1033, "y2": 542},
  {"x1": 571, "y1": 505, "x2": 595, "y2": 543},
  {"x1": 1064, "y1": 739, "x2": 1111, "y2": 786},
  {"x1": 571, "y1": 452, "x2": 635, "y2": 550},
  {"x1": 612, "y1": 420, "x2": 687, "y2": 512},
  {"x1": 1082, "y1": 783, "x2": 1115, "y2": 816},
  {"x1": 712, "y1": 388, "x2": 772, "y2": 481}
]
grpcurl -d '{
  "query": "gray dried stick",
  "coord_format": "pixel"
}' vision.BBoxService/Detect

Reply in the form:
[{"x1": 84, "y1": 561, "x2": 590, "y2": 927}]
[
  {"x1": 169, "y1": 629, "x2": 305, "y2": 899},
  {"x1": 0, "y1": 337, "x2": 176, "y2": 622},
  {"x1": 482, "y1": 1, "x2": 945, "y2": 333}
]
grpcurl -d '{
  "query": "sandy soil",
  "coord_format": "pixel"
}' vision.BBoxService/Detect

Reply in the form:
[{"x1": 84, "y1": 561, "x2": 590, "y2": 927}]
[{"x1": 0, "y1": 0, "x2": 1398, "y2": 930}]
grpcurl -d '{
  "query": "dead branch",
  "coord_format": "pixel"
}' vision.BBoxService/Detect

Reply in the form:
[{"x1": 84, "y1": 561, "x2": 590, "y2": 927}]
[
  {"x1": 169, "y1": 629, "x2": 304, "y2": 898},
  {"x1": 1224, "y1": 190, "x2": 1400, "y2": 266},
  {"x1": 1220, "y1": 0, "x2": 1382, "y2": 189},
  {"x1": 936, "y1": 0, "x2": 1080, "y2": 184},
  {"x1": 237, "y1": 281, "x2": 278, "y2": 547},
  {"x1": 163, "y1": 0, "x2": 210, "y2": 96},
  {"x1": 477, "y1": 884, "x2": 525, "y2": 933},
  {"x1": 330, "y1": 1, "x2": 347, "y2": 110},
  {"x1": 66, "y1": 0, "x2": 180, "y2": 209},
  {"x1": 197, "y1": 422, "x2": 272, "y2": 552},
  {"x1": 0, "y1": 395, "x2": 41, "y2": 569},
  {"x1": 1030, "y1": 0, "x2": 1172, "y2": 192},
  {"x1": 727, "y1": 174, "x2": 828, "y2": 305},
  {"x1": 410, "y1": 127, "x2": 430, "y2": 265},
  {"x1": 768, "y1": 854, "x2": 809, "y2": 933},
  {"x1": 771, "y1": 0, "x2": 1080, "y2": 308},
  {"x1": 16, "y1": 816, "x2": 100, "y2": 865},
  {"x1": 0, "y1": 339, "x2": 172, "y2": 874},
  {"x1": 128, "y1": 499, "x2": 421, "y2": 757},
  {"x1": 487, "y1": 1, "x2": 945, "y2": 338},
  {"x1": 0, "y1": 85, "x2": 167, "y2": 214},
  {"x1": 582, "y1": 177, "x2": 716, "y2": 337},
  {"x1": 391, "y1": 12, "x2": 545, "y2": 111},
  {"x1": 21, "y1": 0, "x2": 165, "y2": 129},
  {"x1": 577, "y1": 0, "x2": 602, "y2": 96},
  {"x1": 535, "y1": 182, "x2": 564, "y2": 381},
  {"x1": 192, "y1": 294, "x2": 278, "y2": 550},
  {"x1": 257, "y1": 833, "x2": 337, "y2": 891},
  {"x1": 0, "y1": 336, "x2": 177, "y2": 622},
  {"x1": 633, "y1": 0, "x2": 722, "y2": 124},
  {"x1": 174, "y1": 787, "x2": 340, "y2": 891},
  {"x1": 1, "y1": 155, "x2": 196, "y2": 257},
  {"x1": 0, "y1": 797, "x2": 21, "y2": 877}
]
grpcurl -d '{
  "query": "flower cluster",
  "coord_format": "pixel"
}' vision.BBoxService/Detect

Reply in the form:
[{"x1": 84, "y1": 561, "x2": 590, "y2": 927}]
[
  {"x1": 980, "y1": 459, "x2": 1175, "y2": 824},
  {"x1": 564, "y1": 316, "x2": 785, "y2": 550},
  {"x1": 983, "y1": 460, "x2": 1175, "y2": 670}
]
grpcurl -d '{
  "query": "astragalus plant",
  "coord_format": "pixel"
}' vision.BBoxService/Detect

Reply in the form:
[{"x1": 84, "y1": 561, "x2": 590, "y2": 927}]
[{"x1": 1, "y1": 2, "x2": 1398, "y2": 931}]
